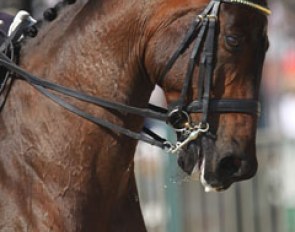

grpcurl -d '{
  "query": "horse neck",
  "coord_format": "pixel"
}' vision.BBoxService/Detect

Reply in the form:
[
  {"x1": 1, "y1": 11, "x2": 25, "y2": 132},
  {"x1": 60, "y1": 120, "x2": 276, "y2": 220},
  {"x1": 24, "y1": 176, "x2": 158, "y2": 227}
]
[{"x1": 20, "y1": 0, "x2": 154, "y2": 109}]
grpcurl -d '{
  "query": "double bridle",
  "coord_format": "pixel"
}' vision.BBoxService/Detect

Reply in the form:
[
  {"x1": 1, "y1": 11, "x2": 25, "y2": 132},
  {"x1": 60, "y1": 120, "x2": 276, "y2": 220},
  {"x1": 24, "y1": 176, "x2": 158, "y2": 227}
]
[
  {"x1": 155, "y1": 0, "x2": 270, "y2": 152},
  {"x1": 0, "y1": 0, "x2": 270, "y2": 153}
]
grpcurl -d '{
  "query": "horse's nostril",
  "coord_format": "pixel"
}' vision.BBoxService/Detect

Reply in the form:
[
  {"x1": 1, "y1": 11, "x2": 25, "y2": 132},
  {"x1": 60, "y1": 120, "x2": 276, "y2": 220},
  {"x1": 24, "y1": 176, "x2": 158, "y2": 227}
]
[{"x1": 218, "y1": 156, "x2": 242, "y2": 177}]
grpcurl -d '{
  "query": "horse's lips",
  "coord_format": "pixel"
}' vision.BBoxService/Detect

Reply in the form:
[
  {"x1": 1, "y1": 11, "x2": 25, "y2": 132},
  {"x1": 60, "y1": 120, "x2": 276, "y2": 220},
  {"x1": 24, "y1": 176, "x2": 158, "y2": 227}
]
[
  {"x1": 188, "y1": 142, "x2": 204, "y2": 181},
  {"x1": 191, "y1": 144, "x2": 232, "y2": 192},
  {"x1": 189, "y1": 143, "x2": 228, "y2": 192}
]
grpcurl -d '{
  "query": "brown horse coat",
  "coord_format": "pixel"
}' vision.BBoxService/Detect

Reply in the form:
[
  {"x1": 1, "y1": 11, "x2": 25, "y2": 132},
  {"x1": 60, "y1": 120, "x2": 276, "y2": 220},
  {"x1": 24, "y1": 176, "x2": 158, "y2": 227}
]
[{"x1": 0, "y1": 0, "x2": 269, "y2": 231}]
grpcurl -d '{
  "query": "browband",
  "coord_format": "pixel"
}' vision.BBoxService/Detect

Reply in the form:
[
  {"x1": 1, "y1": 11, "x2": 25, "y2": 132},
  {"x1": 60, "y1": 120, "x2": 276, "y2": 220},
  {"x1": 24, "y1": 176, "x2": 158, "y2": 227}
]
[{"x1": 221, "y1": 0, "x2": 271, "y2": 15}]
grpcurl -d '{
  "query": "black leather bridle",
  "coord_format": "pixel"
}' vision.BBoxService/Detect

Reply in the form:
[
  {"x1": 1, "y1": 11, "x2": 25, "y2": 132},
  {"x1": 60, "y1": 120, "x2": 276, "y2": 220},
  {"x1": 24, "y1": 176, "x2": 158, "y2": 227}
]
[
  {"x1": 0, "y1": 0, "x2": 270, "y2": 153},
  {"x1": 155, "y1": 0, "x2": 270, "y2": 152}
]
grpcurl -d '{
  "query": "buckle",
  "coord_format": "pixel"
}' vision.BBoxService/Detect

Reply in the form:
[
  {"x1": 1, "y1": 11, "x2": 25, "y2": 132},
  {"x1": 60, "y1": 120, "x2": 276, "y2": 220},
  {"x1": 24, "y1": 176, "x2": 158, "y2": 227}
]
[
  {"x1": 167, "y1": 109, "x2": 192, "y2": 132},
  {"x1": 171, "y1": 123, "x2": 210, "y2": 154}
]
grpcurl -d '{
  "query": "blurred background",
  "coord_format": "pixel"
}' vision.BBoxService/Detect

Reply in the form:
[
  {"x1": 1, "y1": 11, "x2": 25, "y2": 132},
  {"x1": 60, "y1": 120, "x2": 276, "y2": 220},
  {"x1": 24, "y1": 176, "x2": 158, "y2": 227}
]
[{"x1": 0, "y1": 0, "x2": 294, "y2": 231}]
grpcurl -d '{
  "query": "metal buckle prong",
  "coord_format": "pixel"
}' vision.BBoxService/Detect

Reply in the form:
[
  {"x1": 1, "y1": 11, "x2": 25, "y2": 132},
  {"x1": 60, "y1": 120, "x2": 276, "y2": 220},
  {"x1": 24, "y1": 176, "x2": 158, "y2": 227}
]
[
  {"x1": 206, "y1": 15, "x2": 218, "y2": 20},
  {"x1": 171, "y1": 123, "x2": 209, "y2": 154},
  {"x1": 197, "y1": 15, "x2": 205, "y2": 21}
]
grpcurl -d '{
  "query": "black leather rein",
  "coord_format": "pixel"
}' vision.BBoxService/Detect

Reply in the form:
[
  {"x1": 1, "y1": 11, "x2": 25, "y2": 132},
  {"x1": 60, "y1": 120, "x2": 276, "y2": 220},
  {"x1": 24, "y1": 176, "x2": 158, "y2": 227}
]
[
  {"x1": 0, "y1": 0, "x2": 269, "y2": 152},
  {"x1": 0, "y1": 52, "x2": 170, "y2": 148}
]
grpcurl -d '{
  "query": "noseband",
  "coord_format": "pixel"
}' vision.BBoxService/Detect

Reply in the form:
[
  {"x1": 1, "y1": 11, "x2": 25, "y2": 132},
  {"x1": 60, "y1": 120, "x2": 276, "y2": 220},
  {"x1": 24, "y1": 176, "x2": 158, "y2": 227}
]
[
  {"x1": 0, "y1": 0, "x2": 270, "y2": 153},
  {"x1": 159, "y1": 0, "x2": 270, "y2": 152}
]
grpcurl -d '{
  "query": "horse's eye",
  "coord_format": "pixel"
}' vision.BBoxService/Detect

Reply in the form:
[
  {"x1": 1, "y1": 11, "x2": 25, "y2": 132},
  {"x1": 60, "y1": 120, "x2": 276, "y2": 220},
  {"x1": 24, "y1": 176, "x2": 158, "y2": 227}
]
[{"x1": 225, "y1": 35, "x2": 240, "y2": 48}]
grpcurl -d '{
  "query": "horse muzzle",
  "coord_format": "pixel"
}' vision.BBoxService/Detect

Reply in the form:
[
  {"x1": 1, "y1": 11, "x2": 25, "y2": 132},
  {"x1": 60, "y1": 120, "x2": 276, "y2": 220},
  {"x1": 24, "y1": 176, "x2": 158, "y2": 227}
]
[{"x1": 177, "y1": 135, "x2": 258, "y2": 191}]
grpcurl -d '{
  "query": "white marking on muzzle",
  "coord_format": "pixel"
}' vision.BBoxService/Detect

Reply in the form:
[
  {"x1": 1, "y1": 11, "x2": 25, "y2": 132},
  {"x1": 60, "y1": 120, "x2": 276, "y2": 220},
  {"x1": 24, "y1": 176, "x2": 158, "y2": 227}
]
[{"x1": 200, "y1": 158, "x2": 217, "y2": 192}]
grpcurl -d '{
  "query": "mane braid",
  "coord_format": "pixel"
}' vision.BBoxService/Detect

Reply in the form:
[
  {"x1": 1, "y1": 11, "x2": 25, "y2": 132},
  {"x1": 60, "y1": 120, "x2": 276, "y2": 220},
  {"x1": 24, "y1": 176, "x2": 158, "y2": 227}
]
[
  {"x1": 43, "y1": 0, "x2": 76, "y2": 22},
  {"x1": 22, "y1": 0, "x2": 77, "y2": 40}
]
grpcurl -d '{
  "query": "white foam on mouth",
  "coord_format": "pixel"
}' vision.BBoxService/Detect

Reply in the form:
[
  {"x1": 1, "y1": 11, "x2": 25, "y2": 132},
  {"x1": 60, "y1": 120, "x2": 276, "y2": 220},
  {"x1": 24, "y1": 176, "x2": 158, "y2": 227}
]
[
  {"x1": 200, "y1": 158, "x2": 218, "y2": 192},
  {"x1": 190, "y1": 145, "x2": 203, "y2": 181},
  {"x1": 190, "y1": 165, "x2": 201, "y2": 181},
  {"x1": 190, "y1": 147, "x2": 219, "y2": 192}
]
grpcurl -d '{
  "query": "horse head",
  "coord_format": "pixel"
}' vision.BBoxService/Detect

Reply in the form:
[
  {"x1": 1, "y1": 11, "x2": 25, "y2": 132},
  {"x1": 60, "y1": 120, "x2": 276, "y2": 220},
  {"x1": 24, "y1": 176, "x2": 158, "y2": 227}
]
[
  {"x1": 145, "y1": 0, "x2": 269, "y2": 191},
  {"x1": 0, "y1": 0, "x2": 271, "y2": 230}
]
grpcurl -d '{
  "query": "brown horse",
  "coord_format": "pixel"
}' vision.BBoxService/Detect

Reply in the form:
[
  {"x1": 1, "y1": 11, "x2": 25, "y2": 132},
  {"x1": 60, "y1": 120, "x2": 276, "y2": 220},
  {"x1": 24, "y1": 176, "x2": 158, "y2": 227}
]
[{"x1": 0, "y1": 0, "x2": 269, "y2": 231}]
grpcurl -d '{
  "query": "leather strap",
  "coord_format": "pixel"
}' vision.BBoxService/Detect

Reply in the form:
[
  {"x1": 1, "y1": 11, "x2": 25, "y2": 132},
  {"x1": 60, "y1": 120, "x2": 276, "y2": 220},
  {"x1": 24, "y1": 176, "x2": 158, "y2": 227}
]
[
  {"x1": 177, "y1": 17, "x2": 209, "y2": 110},
  {"x1": 200, "y1": 1, "x2": 220, "y2": 125},
  {"x1": 0, "y1": 0, "x2": 265, "y2": 151},
  {"x1": 158, "y1": 0, "x2": 215, "y2": 86},
  {"x1": 187, "y1": 99, "x2": 261, "y2": 115},
  {"x1": 0, "y1": 53, "x2": 167, "y2": 122},
  {"x1": 0, "y1": 53, "x2": 169, "y2": 149}
]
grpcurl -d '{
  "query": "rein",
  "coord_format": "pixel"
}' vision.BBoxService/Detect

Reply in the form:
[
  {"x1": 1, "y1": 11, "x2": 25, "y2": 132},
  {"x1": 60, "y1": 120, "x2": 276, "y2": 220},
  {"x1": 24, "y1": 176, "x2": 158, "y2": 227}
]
[
  {"x1": 0, "y1": 53, "x2": 170, "y2": 149},
  {"x1": 0, "y1": 0, "x2": 270, "y2": 153}
]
